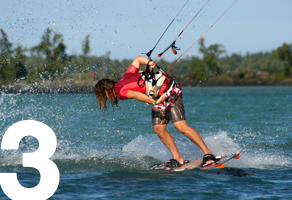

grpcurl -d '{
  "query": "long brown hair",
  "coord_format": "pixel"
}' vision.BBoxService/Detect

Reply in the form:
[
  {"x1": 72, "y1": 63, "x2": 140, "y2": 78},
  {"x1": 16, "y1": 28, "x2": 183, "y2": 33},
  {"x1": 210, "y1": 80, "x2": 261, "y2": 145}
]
[{"x1": 94, "y1": 79, "x2": 118, "y2": 112}]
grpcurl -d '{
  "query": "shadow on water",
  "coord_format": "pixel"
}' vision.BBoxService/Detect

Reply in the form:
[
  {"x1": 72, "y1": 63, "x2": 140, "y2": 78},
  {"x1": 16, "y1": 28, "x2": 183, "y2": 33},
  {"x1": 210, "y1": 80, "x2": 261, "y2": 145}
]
[{"x1": 209, "y1": 168, "x2": 254, "y2": 177}]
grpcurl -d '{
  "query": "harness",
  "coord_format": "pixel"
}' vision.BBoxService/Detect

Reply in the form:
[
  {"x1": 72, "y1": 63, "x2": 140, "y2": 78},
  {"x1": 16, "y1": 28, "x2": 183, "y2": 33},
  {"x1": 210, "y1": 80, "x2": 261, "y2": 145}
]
[
  {"x1": 138, "y1": 65, "x2": 173, "y2": 100},
  {"x1": 144, "y1": 70, "x2": 166, "y2": 99}
]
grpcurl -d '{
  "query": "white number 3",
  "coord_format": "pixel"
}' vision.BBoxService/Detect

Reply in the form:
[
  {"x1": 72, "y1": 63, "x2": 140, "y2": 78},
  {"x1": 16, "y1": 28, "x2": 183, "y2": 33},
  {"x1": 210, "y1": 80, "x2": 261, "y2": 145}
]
[{"x1": 0, "y1": 120, "x2": 60, "y2": 200}]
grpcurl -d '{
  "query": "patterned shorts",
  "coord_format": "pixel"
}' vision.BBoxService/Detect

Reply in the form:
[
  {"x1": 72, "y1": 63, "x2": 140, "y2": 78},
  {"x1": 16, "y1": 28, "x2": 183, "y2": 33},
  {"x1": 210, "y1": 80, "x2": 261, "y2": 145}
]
[{"x1": 152, "y1": 95, "x2": 186, "y2": 126}]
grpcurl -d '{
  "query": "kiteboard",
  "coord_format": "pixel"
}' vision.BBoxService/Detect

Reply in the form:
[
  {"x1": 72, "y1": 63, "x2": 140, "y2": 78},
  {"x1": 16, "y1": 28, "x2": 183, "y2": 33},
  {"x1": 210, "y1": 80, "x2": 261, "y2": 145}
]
[{"x1": 150, "y1": 153, "x2": 240, "y2": 171}]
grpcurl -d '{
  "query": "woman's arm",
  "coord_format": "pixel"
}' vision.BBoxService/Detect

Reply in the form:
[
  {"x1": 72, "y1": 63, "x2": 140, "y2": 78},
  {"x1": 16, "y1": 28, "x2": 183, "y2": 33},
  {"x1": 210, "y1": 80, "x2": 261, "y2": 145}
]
[
  {"x1": 127, "y1": 90, "x2": 166, "y2": 104},
  {"x1": 127, "y1": 56, "x2": 163, "y2": 104},
  {"x1": 131, "y1": 56, "x2": 156, "y2": 70}
]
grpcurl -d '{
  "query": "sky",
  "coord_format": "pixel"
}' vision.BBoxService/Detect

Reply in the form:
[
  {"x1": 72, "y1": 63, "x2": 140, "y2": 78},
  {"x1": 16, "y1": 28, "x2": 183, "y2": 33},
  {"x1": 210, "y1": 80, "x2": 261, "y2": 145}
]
[{"x1": 1, "y1": 0, "x2": 292, "y2": 61}]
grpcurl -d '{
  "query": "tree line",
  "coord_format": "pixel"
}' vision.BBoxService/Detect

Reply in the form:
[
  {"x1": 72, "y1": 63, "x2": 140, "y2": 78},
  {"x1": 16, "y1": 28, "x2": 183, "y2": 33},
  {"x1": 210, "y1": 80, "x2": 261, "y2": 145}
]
[{"x1": 0, "y1": 27, "x2": 291, "y2": 86}]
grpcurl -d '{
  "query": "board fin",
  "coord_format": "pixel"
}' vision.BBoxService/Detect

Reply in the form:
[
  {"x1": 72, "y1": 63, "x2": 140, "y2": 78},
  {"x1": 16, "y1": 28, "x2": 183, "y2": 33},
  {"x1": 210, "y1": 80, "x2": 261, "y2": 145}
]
[
  {"x1": 216, "y1": 163, "x2": 224, "y2": 168},
  {"x1": 234, "y1": 154, "x2": 240, "y2": 159}
]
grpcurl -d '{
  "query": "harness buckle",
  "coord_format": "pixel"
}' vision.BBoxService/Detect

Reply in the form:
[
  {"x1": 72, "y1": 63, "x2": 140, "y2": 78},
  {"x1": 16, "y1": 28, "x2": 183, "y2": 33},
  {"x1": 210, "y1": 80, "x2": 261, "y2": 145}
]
[{"x1": 149, "y1": 90, "x2": 155, "y2": 97}]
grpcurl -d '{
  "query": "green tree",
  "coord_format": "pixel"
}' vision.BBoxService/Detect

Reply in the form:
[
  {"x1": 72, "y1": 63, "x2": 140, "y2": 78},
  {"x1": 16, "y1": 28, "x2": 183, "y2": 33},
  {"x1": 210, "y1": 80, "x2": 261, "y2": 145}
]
[
  {"x1": 31, "y1": 27, "x2": 67, "y2": 62},
  {"x1": 0, "y1": 29, "x2": 16, "y2": 83},
  {"x1": 0, "y1": 29, "x2": 13, "y2": 59},
  {"x1": 30, "y1": 28, "x2": 67, "y2": 80},
  {"x1": 219, "y1": 53, "x2": 242, "y2": 73},
  {"x1": 188, "y1": 56, "x2": 208, "y2": 80},
  {"x1": 238, "y1": 51, "x2": 283, "y2": 74},
  {"x1": 199, "y1": 38, "x2": 226, "y2": 78},
  {"x1": 276, "y1": 43, "x2": 292, "y2": 77},
  {"x1": 82, "y1": 34, "x2": 90, "y2": 56},
  {"x1": 14, "y1": 45, "x2": 28, "y2": 79},
  {"x1": 0, "y1": 30, "x2": 29, "y2": 84},
  {"x1": 14, "y1": 62, "x2": 27, "y2": 79},
  {"x1": 166, "y1": 58, "x2": 189, "y2": 76}
]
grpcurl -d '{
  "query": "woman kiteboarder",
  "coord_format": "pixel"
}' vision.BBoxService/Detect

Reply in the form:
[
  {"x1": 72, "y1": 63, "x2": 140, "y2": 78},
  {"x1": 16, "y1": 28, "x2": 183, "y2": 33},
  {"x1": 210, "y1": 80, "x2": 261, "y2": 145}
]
[{"x1": 94, "y1": 55, "x2": 216, "y2": 169}]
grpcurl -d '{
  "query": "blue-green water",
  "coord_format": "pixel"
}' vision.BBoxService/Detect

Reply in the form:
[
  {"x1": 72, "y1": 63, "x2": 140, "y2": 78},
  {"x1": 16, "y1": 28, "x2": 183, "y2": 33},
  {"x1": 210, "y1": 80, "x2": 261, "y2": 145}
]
[{"x1": 0, "y1": 86, "x2": 291, "y2": 199}]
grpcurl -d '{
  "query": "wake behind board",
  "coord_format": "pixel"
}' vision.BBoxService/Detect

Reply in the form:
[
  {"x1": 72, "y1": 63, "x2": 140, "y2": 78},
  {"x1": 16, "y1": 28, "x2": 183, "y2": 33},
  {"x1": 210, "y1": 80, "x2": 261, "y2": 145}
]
[{"x1": 150, "y1": 153, "x2": 240, "y2": 171}]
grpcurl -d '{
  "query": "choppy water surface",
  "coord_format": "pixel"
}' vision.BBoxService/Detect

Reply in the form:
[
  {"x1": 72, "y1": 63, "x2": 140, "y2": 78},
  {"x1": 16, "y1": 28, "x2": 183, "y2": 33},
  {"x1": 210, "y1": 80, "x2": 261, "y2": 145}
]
[{"x1": 0, "y1": 86, "x2": 291, "y2": 199}]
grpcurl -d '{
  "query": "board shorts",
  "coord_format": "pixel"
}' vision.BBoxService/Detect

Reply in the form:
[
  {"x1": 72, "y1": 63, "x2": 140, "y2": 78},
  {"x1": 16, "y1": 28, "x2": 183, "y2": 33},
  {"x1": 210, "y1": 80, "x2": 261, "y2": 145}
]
[{"x1": 152, "y1": 95, "x2": 186, "y2": 125}]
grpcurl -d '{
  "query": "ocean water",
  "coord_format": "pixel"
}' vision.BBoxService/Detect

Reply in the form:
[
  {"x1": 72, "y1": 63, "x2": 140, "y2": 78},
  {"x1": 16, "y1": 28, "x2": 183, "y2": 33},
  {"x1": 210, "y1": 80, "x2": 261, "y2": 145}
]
[{"x1": 0, "y1": 86, "x2": 291, "y2": 199}]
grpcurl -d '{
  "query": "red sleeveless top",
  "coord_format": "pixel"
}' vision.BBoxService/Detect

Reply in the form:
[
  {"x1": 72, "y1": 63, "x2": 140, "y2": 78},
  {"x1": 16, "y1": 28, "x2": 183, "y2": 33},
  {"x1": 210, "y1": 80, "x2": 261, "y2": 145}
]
[
  {"x1": 114, "y1": 64, "x2": 170, "y2": 100},
  {"x1": 114, "y1": 64, "x2": 146, "y2": 100}
]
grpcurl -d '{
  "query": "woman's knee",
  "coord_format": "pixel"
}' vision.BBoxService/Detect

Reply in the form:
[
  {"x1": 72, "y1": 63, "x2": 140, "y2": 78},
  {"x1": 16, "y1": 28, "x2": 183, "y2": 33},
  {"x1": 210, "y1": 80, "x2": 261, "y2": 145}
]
[
  {"x1": 153, "y1": 125, "x2": 166, "y2": 135},
  {"x1": 173, "y1": 121, "x2": 190, "y2": 135}
]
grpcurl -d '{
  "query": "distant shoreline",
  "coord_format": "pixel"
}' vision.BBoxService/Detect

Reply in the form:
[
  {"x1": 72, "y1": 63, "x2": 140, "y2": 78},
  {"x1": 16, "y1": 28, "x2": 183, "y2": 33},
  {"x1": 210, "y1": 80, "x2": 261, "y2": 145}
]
[
  {"x1": 174, "y1": 76, "x2": 292, "y2": 87},
  {"x1": 1, "y1": 78, "x2": 291, "y2": 94}
]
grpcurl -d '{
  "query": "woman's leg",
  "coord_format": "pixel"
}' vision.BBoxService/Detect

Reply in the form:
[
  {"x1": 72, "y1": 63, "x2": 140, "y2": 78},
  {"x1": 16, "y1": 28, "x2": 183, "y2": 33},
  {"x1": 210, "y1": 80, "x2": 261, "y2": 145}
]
[
  {"x1": 168, "y1": 96, "x2": 214, "y2": 163},
  {"x1": 153, "y1": 124, "x2": 184, "y2": 164},
  {"x1": 173, "y1": 120, "x2": 213, "y2": 156}
]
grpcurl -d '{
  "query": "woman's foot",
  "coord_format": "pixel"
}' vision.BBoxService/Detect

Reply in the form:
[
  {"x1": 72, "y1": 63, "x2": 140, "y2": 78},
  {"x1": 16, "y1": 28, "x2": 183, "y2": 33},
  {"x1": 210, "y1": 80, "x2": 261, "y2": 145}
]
[
  {"x1": 201, "y1": 154, "x2": 218, "y2": 166},
  {"x1": 166, "y1": 159, "x2": 189, "y2": 170}
]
